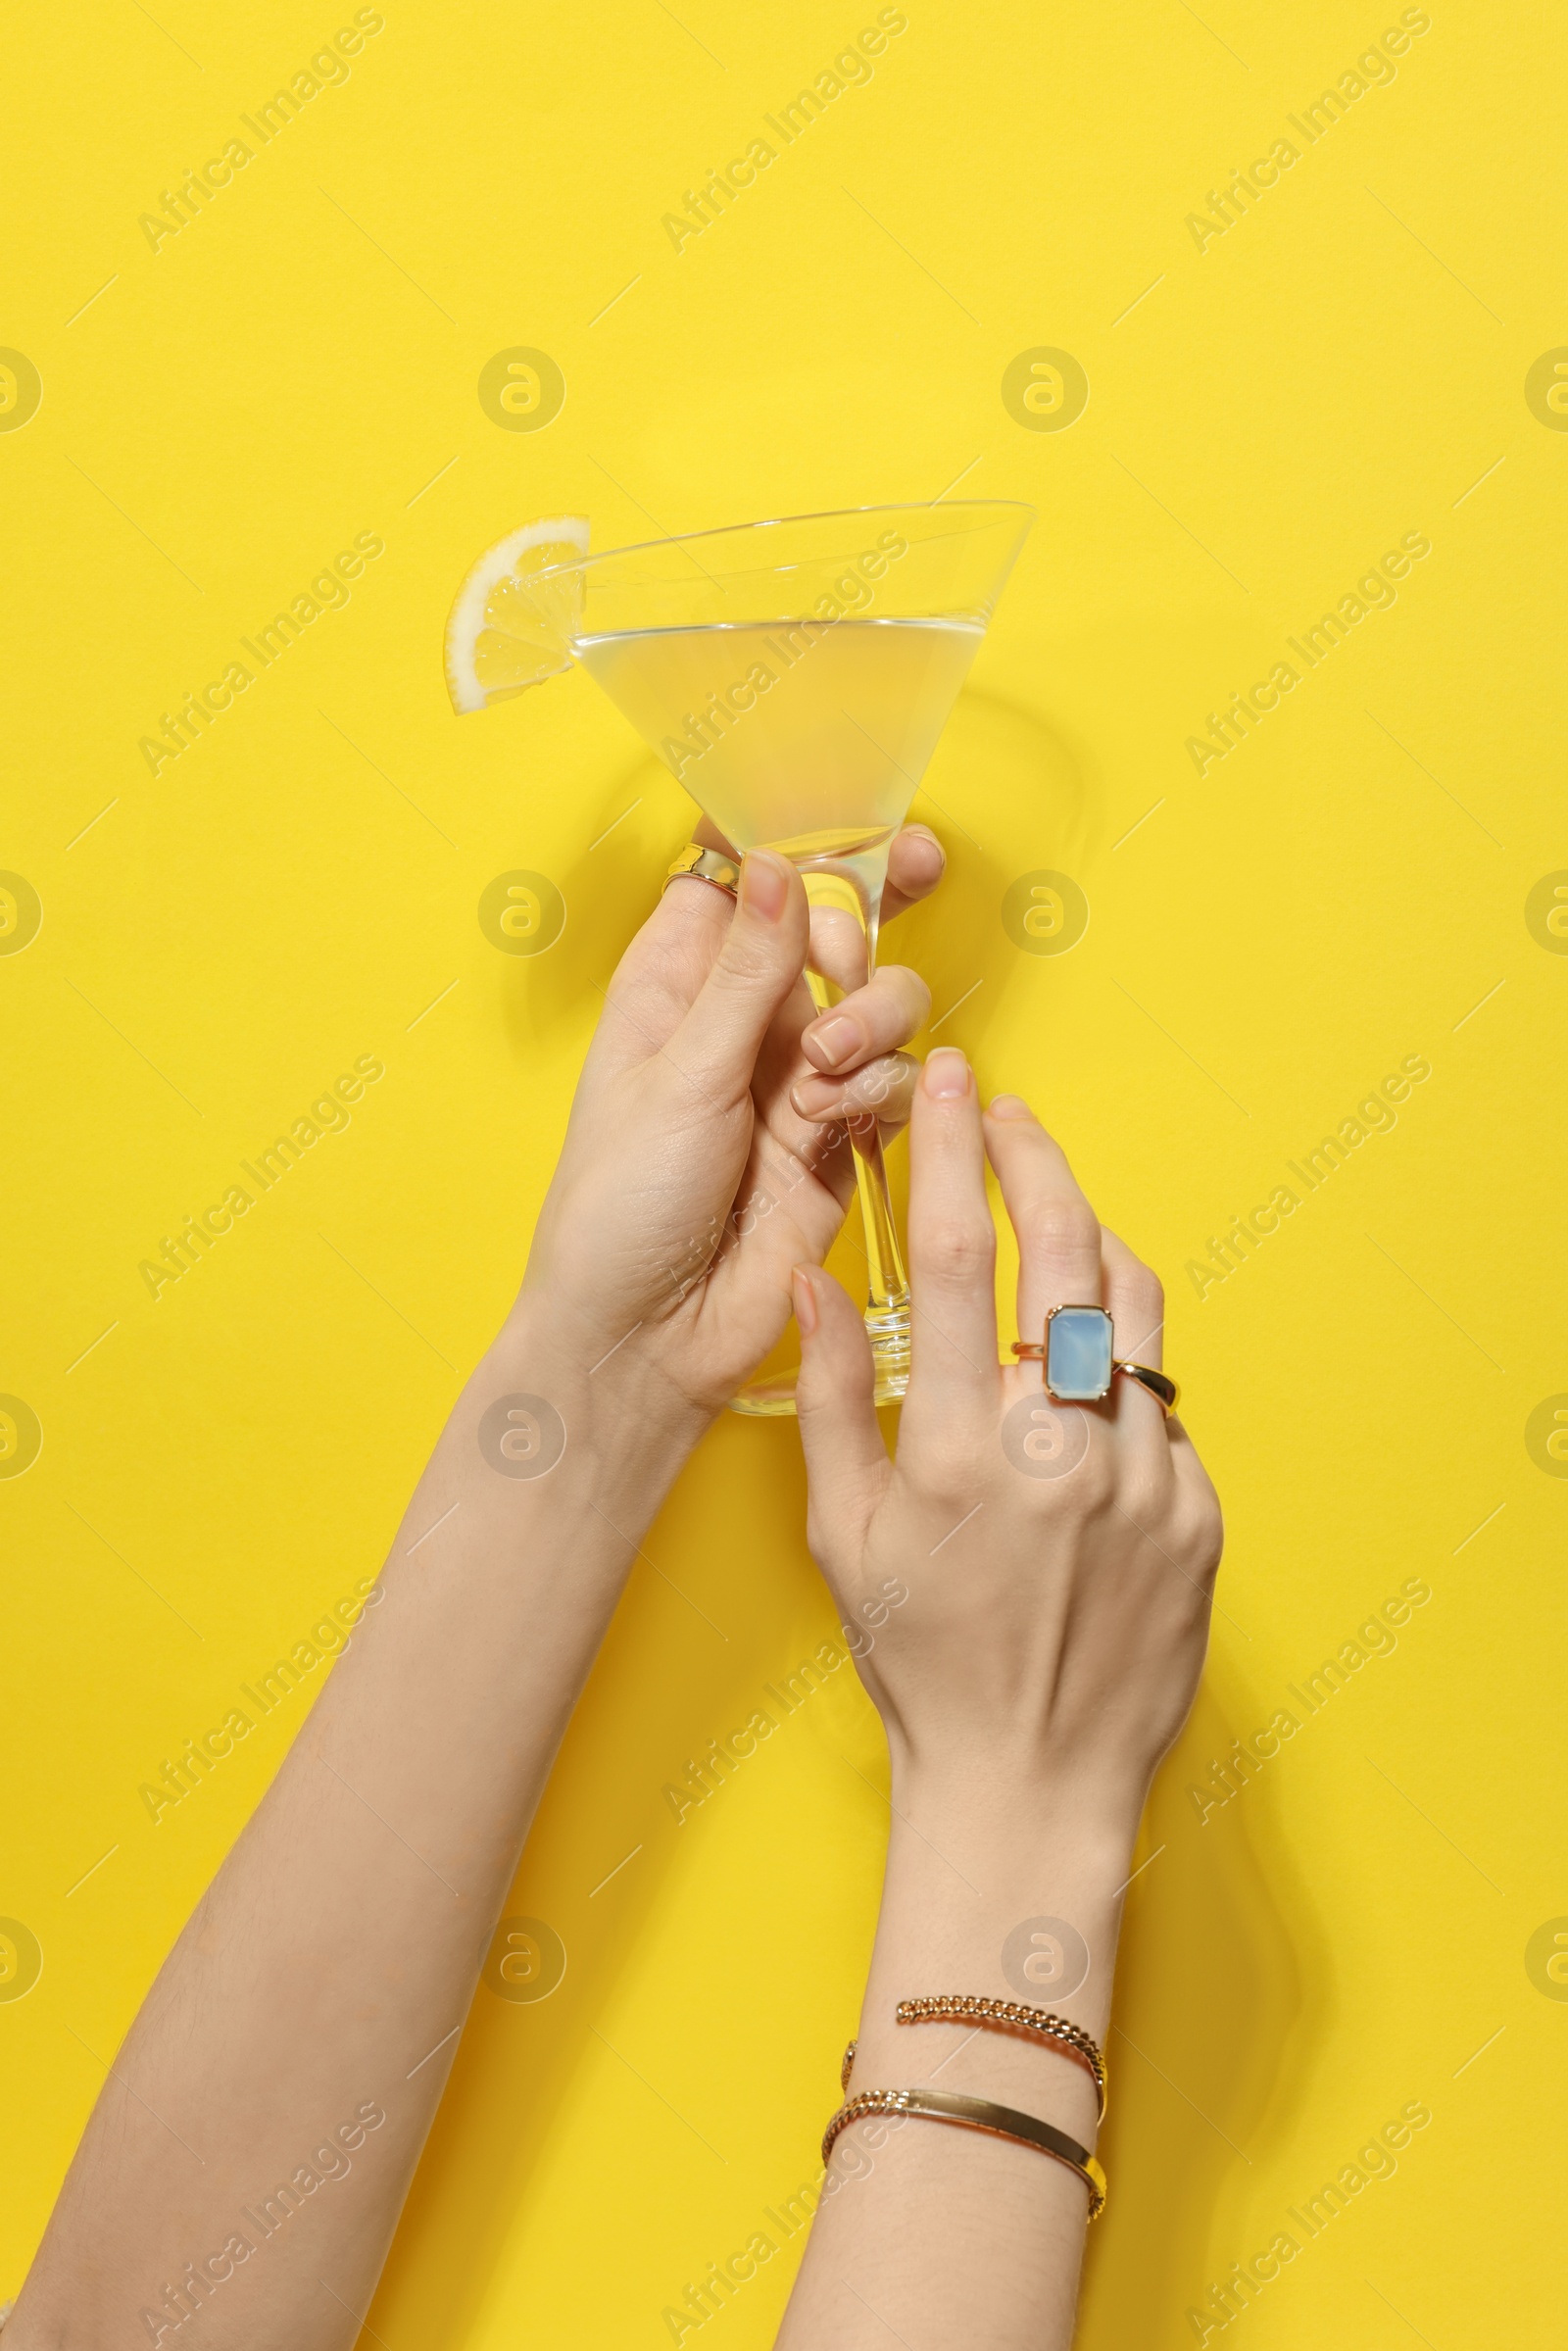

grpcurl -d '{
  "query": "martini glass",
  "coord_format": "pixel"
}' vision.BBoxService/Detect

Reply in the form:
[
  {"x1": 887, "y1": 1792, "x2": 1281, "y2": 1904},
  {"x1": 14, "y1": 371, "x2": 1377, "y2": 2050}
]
[{"x1": 544, "y1": 500, "x2": 1033, "y2": 1414}]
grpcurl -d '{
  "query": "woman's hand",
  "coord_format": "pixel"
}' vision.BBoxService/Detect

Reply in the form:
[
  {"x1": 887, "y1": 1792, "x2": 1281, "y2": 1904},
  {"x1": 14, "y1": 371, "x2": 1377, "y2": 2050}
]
[
  {"x1": 776, "y1": 1053, "x2": 1224, "y2": 2351},
  {"x1": 9, "y1": 839, "x2": 956, "y2": 2351},
  {"x1": 792, "y1": 1049, "x2": 1223, "y2": 1831},
  {"x1": 517, "y1": 826, "x2": 943, "y2": 1433}
]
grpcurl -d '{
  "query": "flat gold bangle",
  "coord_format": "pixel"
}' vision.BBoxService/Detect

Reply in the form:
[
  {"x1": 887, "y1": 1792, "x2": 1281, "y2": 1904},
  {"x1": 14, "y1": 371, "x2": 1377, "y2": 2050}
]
[
  {"x1": 821, "y1": 2087, "x2": 1106, "y2": 2220},
  {"x1": 896, "y1": 1994, "x2": 1107, "y2": 2118},
  {"x1": 663, "y1": 844, "x2": 740, "y2": 901}
]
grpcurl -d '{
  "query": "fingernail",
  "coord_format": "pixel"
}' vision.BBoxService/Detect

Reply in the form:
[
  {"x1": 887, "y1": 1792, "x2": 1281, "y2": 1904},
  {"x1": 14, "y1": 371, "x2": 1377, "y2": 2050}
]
[
  {"x1": 988, "y1": 1093, "x2": 1033, "y2": 1120},
  {"x1": 791, "y1": 1265, "x2": 819, "y2": 1337},
  {"x1": 739, "y1": 850, "x2": 790, "y2": 924},
  {"x1": 900, "y1": 825, "x2": 946, "y2": 880},
  {"x1": 806, "y1": 1013, "x2": 861, "y2": 1070},
  {"x1": 924, "y1": 1048, "x2": 970, "y2": 1100}
]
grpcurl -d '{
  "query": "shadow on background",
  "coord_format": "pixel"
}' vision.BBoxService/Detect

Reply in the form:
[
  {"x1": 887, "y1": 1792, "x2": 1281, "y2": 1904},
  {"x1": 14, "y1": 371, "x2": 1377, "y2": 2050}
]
[
  {"x1": 368, "y1": 1415, "x2": 828, "y2": 2344},
  {"x1": 902, "y1": 683, "x2": 1095, "y2": 1027},
  {"x1": 1077, "y1": 1675, "x2": 1318, "y2": 2346}
]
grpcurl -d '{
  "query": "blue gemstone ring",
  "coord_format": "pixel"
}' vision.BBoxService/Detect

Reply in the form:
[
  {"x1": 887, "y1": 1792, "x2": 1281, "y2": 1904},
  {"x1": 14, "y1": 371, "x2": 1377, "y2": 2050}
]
[{"x1": 1011, "y1": 1304, "x2": 1179, "y2": 1413}]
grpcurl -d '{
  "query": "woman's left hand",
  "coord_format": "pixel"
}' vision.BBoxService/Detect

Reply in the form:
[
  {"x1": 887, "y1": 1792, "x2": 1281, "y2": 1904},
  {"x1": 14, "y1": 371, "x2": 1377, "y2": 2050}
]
[{"x1": 516, "y1": 824, "x2": 943, "y2": 1434}]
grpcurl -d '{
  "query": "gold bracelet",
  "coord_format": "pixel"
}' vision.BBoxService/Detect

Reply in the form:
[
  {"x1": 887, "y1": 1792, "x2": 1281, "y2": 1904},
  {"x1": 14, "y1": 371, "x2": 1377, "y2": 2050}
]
[
  {"x1": 840, "y1": 1998, "x2": 1106, "y2": 2118},
  {"x1": 898, "y1": 1995, "x2": 1107, "y2": 2118},
  {"x1": 821, "y1": 2086, "x2": 1106, "y2": 2220}
]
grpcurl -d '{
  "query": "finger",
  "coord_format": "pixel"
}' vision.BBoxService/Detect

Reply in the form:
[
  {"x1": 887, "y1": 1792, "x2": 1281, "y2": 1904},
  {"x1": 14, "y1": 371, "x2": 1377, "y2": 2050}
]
[
  {"x1": 793, "y1": 1266, "x2": 889, "y2": 1535},
  {"x1": 667, "y1": 852, "x2": 809, "y2": 1103},
  {"x1": 1100, "y1": 1226, "x2": 1171, "y2": 1448},
  {"x1": 906, "y1": 1049, "x2": 999, "y2": 1407},
  {"x1": 807, "y1": 901, "x2": 872, "y2": 997},
  {"x1": 983, "y1": 1096, "x2": 1102, "y2": 1347},
  {"x1": 800, "y1": 964, "x2": 931, "y2": 1079},
  {"x1": 791, "y1": 1051, "x2": 917, "y2": 1130},
  {"x1": 701, "y1": 819, "x2": 944, "y2": 927},
  {"x1": 1100, "y1": 1229, "x2": 1164, "y2": 1371},
  {"x1": 691, "y1": 817, "x2": 941, "y2": 927},
  {"x1": 882, "y1": 823, "x2": 946, "y2": 924},
  {"x1": 587, "y1": 859, "x2": 734, "y2": 1075}
]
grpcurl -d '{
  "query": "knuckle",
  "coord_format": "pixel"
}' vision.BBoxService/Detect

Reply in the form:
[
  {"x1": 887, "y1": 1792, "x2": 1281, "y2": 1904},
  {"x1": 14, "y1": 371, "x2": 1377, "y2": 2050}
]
[
  {"x1": 1075, "y1": 1444, "x2": 1118, "y2": 1510},
  {"x1": 1135, "y1": 1264, "x2": 1165, "y2": 1318},
  {"x1": 1157, "y1": 1489, "x2": 1222, "y2": 1577},
  {"x1": 877, "y1": 964, "x2": 932, "y2": 1032},
  {"x1": 1122, "y1": 1272, "x2": 1165, "y2": 1349},
  {"x1": 711, "y1": 935, "x2": 773, "y2": 990},
  {"x1": 918, "y1": 1214, "x2": 996, "y2": 1284},
  {"x1": 920, "y1": 1447, "x2": 985, "y2": 1515},
  {"x1": 630, "y1": 923, "x2": 710, "y2": 1002},
  {"x1": 1024, "y1": 1200, "x2": 1101, "y2": 1266},
  {"x1": 900, "y1": 1399, "x2": 981, "y2": 1479},
  {"x1": 1117, "y1": 1458, "x2": 1170, "y2": 1525},
  {"x1": 840, "y1": 1053, "x2": 912, "y2": 1113},
  {"x1": 1187, "y1": 1493, "x2": 1225, "y2": 1575}
]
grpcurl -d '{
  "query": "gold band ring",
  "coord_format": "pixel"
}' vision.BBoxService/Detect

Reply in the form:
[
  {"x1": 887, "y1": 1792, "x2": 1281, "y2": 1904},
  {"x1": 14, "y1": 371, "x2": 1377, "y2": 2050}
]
[
  {"x1": 1114, "y1": 1361, "x2": 1179, "y2": 1413},
  {"x1": 664, "y1": 844, "x2": 740, "y2": 901}
]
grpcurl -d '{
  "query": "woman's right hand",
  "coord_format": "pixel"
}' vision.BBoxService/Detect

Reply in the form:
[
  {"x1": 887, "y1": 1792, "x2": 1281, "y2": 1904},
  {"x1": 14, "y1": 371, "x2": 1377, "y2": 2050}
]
[
  {"x1": 791, "y1": 1048, "x2": 1223, "y2": 1833},
  {"x1": 777, "y1": 1050, "x2": 1224, "y2": 2350}
]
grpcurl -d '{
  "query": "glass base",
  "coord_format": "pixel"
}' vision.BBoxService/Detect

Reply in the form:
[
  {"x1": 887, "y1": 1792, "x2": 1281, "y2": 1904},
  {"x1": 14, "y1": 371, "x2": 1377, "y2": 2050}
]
[{"x1": 729, "y1": 1298, "x2": 910, "y2": 1417}]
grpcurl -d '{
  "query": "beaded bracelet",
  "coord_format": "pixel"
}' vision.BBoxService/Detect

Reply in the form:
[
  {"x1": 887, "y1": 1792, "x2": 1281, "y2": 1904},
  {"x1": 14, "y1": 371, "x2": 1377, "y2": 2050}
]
[
  {"x1": 901, "y1": 1994, "x2": 1107, "y2": 2118},
  {"x1": 840, "y1": 1995, "x2": 1106, "y2": 2118}
]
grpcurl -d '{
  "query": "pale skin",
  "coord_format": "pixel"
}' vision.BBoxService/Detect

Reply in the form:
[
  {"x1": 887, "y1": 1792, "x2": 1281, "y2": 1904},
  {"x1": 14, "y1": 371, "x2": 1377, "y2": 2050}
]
[
  {"x1": 9, "y1": 828, "x2": 940, "y2": 2348},
  {"x1": 12, "y1": 832, "x2": 1222, "y2": 2350}
]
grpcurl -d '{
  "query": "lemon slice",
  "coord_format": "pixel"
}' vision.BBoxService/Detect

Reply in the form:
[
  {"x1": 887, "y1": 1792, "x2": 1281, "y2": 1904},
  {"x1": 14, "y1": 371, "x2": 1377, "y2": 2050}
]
[{"x1": 444, "y1": 515, "x2": 590, "y2": 713}]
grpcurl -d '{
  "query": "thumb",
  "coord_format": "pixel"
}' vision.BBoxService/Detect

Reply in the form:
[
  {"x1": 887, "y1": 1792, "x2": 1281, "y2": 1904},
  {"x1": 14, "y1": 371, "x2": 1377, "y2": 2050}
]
[
  {"x1": 667, "y1": 852, "x2": 809, "y2": 1101},
  {"x1": 793, "y1": 1264, "x2": 888, "y2": 1554}
]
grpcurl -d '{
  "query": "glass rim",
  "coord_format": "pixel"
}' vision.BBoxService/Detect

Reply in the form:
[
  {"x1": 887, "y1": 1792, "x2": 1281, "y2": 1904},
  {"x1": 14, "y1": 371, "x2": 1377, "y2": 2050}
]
[{"x1": 528, "y1": 497, "x2": 1036, "y2": 586}]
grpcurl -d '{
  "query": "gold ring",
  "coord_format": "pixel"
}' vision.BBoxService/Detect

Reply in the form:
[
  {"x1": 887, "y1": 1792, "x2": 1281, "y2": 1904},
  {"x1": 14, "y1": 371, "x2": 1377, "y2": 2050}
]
[
  {"x1": 1114, "y1": 1361, "x2": 1179, "y2": 1413},
  {"x1": 664, "y1": 844, "x2": 740, "y2": 901}
]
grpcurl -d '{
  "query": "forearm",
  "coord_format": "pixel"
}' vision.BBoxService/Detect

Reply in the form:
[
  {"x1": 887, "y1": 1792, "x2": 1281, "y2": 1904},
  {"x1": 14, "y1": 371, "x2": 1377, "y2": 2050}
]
[
  {"x1": 14, "y1": 1305, "x2": 703, "y2": 2349},
  {"x1": 777, "y1": 1767, "x2": 1137, "y2": 2350}
]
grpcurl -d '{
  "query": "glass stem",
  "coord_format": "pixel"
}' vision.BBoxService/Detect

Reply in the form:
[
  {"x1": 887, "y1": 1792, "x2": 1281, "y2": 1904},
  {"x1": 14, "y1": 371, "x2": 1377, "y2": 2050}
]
[{"x1": 806, "y1": 970, "x2": 909, "y2": 1332}]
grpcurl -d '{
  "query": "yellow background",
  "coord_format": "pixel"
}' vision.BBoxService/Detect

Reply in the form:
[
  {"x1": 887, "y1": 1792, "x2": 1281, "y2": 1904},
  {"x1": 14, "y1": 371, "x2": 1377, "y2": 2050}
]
[{"x1": 3, "y1": 0, "x2": 1563, "y2": 2341}]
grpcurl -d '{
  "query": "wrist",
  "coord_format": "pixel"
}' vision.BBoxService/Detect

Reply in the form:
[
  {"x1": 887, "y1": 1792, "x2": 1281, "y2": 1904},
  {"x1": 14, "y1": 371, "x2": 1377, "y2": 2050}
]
[
  {"x1": 884, "y1": 1771, "x2": 1141, "y2": 1939},
  {"x1": 836, "y1": 1778, "x2": 1139, "y2": 2156},
  {"x1": 489, "y1": 1291, "x2": 710, "y2": 1525},
  {"x1": 888, "y1": 1743, "x2": 1146, "y2": 1873},
  {"x1": 871, "y1": 1767, "x2": 1143, "y2": 2050}
]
